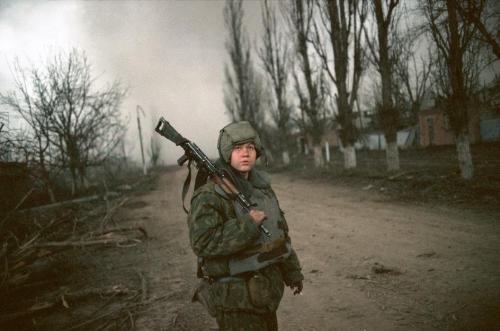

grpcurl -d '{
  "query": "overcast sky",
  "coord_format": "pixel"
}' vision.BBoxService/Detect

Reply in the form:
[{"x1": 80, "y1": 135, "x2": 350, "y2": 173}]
[
  {"x1": 0, "y1": 0, "x2": 263, "y2": 164},
  {"x1": 2, "y1": 1, "x2": 498, "y2": 165}
]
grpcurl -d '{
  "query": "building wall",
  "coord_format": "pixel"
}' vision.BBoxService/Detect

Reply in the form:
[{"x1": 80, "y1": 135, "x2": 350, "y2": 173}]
[
  {"x1": 480, "y1": 118, "x2": 500, "y2": 141},
  {"x1": 419, "y1": 112, "x2": 455, "y2": 146},
  {"x1": 361, "y1": 128, "x2": 415, "y2": 150},
  {"x1": 419, "y1": 108, "x2": 481, "y2": 146},
  {"x1": 321, "y1": 130, "x2": 340, "y2": 147},
  {"x1": 297, "y1": 127, "x2": 418, "y2": 152}
]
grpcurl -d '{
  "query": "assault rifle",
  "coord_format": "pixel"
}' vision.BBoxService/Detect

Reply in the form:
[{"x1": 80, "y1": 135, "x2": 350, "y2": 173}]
[{"x1": 155, "y1": 117, "x2": 271, "y2": 237}]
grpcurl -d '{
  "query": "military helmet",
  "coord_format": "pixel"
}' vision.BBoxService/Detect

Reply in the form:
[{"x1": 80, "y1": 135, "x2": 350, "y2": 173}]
[{"x1": 217, "y1": 121, "x2": 263, "y2": 163}]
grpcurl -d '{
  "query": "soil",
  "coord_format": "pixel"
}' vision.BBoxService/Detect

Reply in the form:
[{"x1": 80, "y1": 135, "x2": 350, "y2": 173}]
[
  {"x1": 94, "y1": 167, "x2": 499, "y2": 331},
  {"x1": 7, "y1": 144, "x2": 499, "y2": 330}
]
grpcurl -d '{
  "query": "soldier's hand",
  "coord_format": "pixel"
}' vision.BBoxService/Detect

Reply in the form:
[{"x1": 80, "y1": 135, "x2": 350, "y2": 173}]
[
  {"x1": 249, "y1": 209, "x2": 267, "y2": 225},
  {"x1": 290, "y1": 280, "x2": 303, "y2": 295}
]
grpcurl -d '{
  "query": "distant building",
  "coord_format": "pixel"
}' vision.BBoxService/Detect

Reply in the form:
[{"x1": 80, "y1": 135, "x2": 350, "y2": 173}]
[
  {"x1": 358, "y1": 127, "x2": 417, "y2": 150},
  {"x1": 419, "y1": 81, "x2": 499, "y2": 146},
  {"x1": 478, "y1": 81, "x2": 500, "y2": 141},
  {"x1": 418, "y1": 105, "x2": 481, "y2": 146},
  {"x1": 294, "y1": 125, "x2": 341, "y2": 156}
]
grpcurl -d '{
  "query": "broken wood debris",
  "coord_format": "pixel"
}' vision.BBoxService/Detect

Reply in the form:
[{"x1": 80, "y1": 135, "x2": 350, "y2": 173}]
[
  {"x1": 0, "y1": 188, "x2": 149, "y2": 330},
  {"x1": 18, "y1": 192, "x2": 121, "y2": 214},
  {"x1": 35, "y1": 232, "x2": 145, "y2": 248}
]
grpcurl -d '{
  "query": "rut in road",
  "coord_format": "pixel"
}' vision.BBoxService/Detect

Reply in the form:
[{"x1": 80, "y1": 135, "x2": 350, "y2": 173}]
[{"x1": 127, "y1": 169, "x2": 500, "y2": 331}]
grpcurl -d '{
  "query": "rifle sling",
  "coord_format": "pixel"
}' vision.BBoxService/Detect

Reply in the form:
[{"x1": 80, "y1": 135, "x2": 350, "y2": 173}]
[{"x1": 181, "y1": 158, "x2": 193, "y2": 214}]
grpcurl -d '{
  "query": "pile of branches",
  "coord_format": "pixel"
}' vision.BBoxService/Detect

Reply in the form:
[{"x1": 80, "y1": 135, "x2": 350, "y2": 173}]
[{"x1": 0, "y1": 191, "x2": 148, "y2": 330}]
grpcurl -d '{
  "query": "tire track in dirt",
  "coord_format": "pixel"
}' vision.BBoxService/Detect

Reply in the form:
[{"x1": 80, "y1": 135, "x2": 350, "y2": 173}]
[
  {"x1": 121, "y1": 169, "x2": 215, "y2": 330},
  {"x1": 272, "y1": 174, "x2": 500, "y2": 331},
  {"x1": 125, "y1": 169, "x2": 499, "y2": 330}
]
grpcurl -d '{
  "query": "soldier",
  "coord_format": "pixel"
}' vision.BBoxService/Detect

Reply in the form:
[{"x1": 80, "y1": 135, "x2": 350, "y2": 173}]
[{"x1": 188, "y1": 121, "x2": 304, "y2": 331}]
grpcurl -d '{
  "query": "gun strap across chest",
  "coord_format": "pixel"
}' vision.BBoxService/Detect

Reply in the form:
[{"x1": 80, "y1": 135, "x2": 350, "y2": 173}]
[{"x1": 181, "y1": 159, "x2": 193, "y2": 214}]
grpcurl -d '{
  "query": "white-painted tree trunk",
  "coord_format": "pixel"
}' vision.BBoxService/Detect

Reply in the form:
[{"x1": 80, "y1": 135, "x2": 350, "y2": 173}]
[
  {"x1": 456, "y1": 133, "x2": 473, "y2": 180},
  {"x1": 386, "y1": 142, "x2": 400, "y2": 171},
  {"x1": 45, "y1": 186, "x2": 55, "y2": 203},
  {"x1": 313, "y1": 145, "x2": 324, "y2": 167},
  {"x1": 282, "y1": 150, "x2": 290, "y2": 165},
  {"x1": 325, "y1": 142, "x2": 330, "y2": 163},
  {"x1": 343, "y1": 145, "x2": 356, "y2": 169}
]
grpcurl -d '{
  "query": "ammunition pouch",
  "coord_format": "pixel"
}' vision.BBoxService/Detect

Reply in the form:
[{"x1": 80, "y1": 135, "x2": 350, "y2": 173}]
[
  {"x1": 247, "y1": 273, "x2": 273, "y2": 308},
  {"x1": 192, "y1": 269, "x2": 284, "y2": 315}
]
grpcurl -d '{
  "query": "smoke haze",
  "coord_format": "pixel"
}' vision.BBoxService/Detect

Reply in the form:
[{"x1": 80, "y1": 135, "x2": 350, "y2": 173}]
[{"x1": 0, "y1": 0, "x2": 262, "y2": 164}]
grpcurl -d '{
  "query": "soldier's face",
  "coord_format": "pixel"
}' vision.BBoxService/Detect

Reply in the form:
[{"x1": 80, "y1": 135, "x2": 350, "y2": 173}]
[{"x1": 230, "y1": 142, "x2": 257, "y2": 175}]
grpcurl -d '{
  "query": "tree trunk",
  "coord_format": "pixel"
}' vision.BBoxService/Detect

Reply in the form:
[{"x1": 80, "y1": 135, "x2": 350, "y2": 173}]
[
  {"x1": 456, "y1": 133, "x2": 473, "y2": 180},
  {"x1": 313, "y1": 144, "x2": 324, "y2": 168},
  {"x1": 70, "y1": 167, "x2": 77, "y2": 196},
  {"x1": 446, "y1": 0, "x2": 474, "y2": 180},
  {"x1": 260, "y1": 150, "x2": 274, "y2": 166},
  {"x1": 78, "y1": 165, "x2": 89, "y2": 189},
  {"x1": 343, "y1": 145, "x2": 356, "y2": 169},
  {"x1": 282, "y1": 150, "x2": 290, "y2": 165},
  {"x1": 47, "y1": 185, "x2": 56, "y2": 204},
  {"x1": 386, "y1": 141, "x2": 400, "y2": 171},
  {"x1": 374, "y1": 0, "x2": 400, "y2": 173}
]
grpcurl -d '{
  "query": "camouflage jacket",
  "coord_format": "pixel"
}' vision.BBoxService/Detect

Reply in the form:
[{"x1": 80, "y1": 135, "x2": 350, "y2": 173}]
[{"x1": 188, "y1": 169, "x2": 303, "y2": 313}]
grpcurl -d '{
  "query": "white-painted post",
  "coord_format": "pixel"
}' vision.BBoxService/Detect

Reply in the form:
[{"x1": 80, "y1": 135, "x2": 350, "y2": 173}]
[{"x1": 325, "y1": 141, "x2": 330, "y2": 163}]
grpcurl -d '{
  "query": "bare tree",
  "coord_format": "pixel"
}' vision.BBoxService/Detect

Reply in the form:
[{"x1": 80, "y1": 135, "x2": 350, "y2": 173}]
[
  {"x1": 313, "y1": 0, "x2": 368, "y2": 169},
  {"x1": 0, "y1": 116, "x2": 6, "y2": 159},
  {"x1": 456, "y1": 0, "x2": 500, "y2": 59},
  {"x1": 364, "y1": 0, "x2": 402, "y2": 171},
  {"x1": 1, "y1": 59, "x2": 57, "y2": 202},
  {"x1": 421, "y1": 0, "x2": 488, "y2": 179},
  {"x1": 46, "y1": 50, "x2": 126, "y2": 191},
  {"x1": 223, "y1": 0, "x2": 263, "y2": 127},
  {"x1": 285, "y1": 0, "x2": 329, "y2": 167},
  {"x1": 258, "y1": 0, "x2": 293, "y2": 165},
  {"x1": 1, "y1": 49, "x2": 126, "y2": 194},
  {"x1": 393, "y1": 31, "x2": 434, "y2": 126},
  {"x1": 0, "y1": 112, "x2": 33, "y2": 163}
]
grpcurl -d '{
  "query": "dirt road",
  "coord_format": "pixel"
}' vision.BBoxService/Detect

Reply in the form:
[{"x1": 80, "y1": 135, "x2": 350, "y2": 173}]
[{"x1": 125, "y1": 168, "x2": 499, "y2": 331}]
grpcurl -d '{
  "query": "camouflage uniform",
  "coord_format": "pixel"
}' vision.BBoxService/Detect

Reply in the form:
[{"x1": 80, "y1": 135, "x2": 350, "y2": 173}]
[{"x1": 188, "y1": 122, "x2": 304, "y2": 331}]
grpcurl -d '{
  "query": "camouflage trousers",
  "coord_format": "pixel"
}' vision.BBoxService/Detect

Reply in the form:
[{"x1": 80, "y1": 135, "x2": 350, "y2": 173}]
[{"x1": 215, "y1": 310, "x2": 278, "y2": 331}]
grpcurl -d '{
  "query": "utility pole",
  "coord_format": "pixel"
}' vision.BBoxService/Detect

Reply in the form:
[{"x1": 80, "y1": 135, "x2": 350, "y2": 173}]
[{"x1": 136, "y1": 105, "x2": 147, "y2": 176}]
